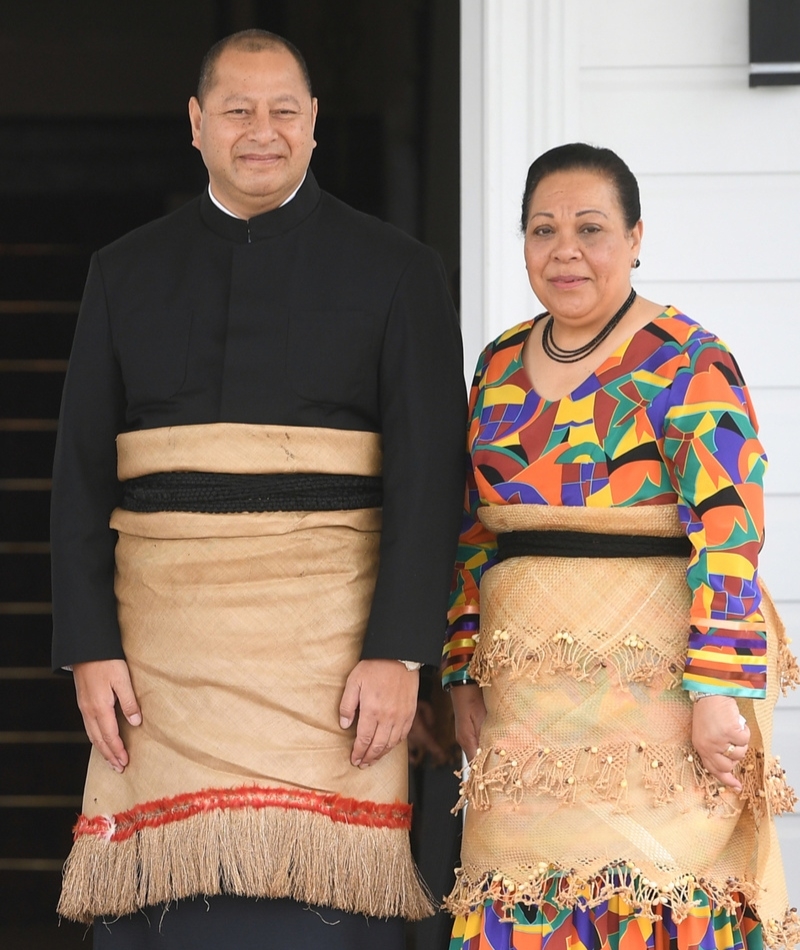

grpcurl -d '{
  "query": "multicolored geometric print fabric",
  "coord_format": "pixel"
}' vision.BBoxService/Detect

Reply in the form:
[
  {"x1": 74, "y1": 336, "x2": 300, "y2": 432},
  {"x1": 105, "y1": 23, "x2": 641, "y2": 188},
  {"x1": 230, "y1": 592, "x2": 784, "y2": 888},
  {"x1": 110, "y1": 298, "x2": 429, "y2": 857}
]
[
  {"x1": 450, "y1": 873, "x2": 763, "y2": 950},
  {"x1": 442, "y1": 309, "x2": 768, "y2": 700}
]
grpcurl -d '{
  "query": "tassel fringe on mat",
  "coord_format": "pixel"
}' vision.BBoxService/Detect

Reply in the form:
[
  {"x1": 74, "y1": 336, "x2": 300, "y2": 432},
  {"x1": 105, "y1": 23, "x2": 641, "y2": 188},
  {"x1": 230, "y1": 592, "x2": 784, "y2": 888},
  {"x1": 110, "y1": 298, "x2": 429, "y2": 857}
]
[{"x1": 58, "y1": 785, "x2": 434, "y2": 924}]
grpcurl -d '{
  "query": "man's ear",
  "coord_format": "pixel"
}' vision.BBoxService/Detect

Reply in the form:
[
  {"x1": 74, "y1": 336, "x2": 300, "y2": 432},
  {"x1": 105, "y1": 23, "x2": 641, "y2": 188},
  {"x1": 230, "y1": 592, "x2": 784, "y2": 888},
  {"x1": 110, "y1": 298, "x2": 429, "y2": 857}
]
[
  {"x1": 188, "y1": 97, "x2": 203, "y2": 151},
  {"x1": 311, "y1": 97, "x2": 319, "y2": 149}
]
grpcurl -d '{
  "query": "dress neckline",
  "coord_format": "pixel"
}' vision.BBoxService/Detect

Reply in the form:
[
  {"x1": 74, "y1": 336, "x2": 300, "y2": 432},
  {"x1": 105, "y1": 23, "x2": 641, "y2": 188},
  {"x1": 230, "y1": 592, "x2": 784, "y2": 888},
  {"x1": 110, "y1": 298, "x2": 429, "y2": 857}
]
[{"x1": 515, "y1": 308, "x2": 674, "y2": 404}]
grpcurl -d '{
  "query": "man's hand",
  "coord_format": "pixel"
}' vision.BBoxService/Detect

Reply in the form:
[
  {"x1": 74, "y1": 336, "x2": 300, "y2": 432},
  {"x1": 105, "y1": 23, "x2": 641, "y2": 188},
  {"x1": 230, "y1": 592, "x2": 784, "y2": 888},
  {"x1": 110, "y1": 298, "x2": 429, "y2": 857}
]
[
  {"x1": 72, "y1": 659, "x2": 142, "y2": 773},
  {"x1": 691, "y1": 694, "x2": 750, "y2": 791},
  {"x1": 339, "y1": 659, "x2": 419, "y2": 768},
  {"x1": 450, "y1": 683, "x2": 487, "y2": 762}
]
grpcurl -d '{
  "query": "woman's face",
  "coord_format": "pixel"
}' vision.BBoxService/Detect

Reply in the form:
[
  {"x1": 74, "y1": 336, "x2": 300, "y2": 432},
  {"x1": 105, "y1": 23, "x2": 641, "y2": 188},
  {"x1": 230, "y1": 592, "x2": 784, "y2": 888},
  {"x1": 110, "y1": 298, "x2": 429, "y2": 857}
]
[{"x1": 523, "y1": 169, "x2": 642, "y2": 328}]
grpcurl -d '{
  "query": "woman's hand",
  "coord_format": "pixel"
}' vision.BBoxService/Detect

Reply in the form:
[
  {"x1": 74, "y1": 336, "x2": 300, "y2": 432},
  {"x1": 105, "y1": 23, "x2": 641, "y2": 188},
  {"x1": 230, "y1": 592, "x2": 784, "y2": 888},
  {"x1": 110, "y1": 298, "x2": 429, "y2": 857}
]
[
  {"x1": 450, "y1": 683, "x2": 487, "y2": 761},
  {"x1": 691, "y1": 694, "x2": 750, "y2": 791}
]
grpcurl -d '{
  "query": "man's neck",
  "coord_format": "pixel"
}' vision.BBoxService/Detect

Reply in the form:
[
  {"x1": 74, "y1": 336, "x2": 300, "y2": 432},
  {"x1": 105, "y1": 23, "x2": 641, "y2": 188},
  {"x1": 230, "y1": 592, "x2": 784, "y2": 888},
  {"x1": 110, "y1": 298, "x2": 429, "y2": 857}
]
[{"x1": 207, "y1": 176, "x2": 307, "y2": 219}]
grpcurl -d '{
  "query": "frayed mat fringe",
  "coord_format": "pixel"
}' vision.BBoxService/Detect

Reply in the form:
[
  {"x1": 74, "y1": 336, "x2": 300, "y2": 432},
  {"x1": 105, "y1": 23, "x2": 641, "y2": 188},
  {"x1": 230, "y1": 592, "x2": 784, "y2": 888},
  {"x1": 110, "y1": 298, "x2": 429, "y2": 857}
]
[
  {"x1": 469, "y1": 628, "x2": 684, "y2": 689},
  {"x1": 58, "y1": 787, "x2": 433, "y2": 924},
  {"x1": 454, "y1": 740, "x2": 796, "y2": 823},
  {"x1": 444, "y1": 866, "x2": 800, "y2": 950}
]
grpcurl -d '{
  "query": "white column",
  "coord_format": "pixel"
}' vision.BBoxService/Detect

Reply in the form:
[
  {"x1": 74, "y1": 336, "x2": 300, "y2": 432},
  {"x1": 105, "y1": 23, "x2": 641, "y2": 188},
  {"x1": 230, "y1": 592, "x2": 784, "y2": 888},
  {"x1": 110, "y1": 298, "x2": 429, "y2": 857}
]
[{"x1": 459, "y1": 0, "x2": 580, "y2": 375}]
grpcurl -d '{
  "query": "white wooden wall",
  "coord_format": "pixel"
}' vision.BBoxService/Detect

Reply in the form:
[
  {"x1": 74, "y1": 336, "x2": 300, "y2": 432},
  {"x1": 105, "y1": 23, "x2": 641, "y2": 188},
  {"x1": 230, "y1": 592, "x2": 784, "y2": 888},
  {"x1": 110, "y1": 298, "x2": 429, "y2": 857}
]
[{"x1": 461, "y1": 0, "x2": 800, "y2": 900}]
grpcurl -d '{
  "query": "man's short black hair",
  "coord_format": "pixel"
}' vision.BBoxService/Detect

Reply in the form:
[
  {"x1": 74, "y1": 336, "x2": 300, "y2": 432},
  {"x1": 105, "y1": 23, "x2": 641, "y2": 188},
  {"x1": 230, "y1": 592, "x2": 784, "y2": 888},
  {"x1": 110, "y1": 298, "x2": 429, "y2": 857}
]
[{"x1": 197, "y1": 29, "x2": 313, "y2": 105}]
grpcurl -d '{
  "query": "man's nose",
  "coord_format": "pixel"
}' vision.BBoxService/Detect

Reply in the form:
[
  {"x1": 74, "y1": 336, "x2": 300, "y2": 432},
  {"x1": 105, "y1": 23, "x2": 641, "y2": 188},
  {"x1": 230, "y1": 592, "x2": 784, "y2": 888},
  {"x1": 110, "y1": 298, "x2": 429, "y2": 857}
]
[{"x1": 246, "y1": 109, "x2": 278, "y2": 141}]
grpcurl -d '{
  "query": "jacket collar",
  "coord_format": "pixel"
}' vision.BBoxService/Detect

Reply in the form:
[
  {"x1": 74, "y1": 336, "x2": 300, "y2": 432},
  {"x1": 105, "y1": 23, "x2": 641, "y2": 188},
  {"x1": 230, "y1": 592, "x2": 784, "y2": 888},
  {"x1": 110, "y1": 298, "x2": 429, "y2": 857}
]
[{"x1": 199, "y1": 170, "x2": 321, "y2": 243}]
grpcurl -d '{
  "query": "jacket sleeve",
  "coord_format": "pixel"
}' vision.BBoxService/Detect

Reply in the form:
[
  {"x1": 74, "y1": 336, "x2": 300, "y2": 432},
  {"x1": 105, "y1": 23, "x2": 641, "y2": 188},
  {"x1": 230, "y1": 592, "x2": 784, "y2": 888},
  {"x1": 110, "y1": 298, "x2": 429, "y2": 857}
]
[
  {"x1": 359, "y1": 246, "x2": 467, "y2": 667},
  {"x1": 663, "y1": 336, "x2": 768, "y2": 700},
  {"x1": 50, "y1": 253, "x2": 126, "y2": 669},
  {"x1": 441, "y1": 343, "x2": 498, "y2": 687}
]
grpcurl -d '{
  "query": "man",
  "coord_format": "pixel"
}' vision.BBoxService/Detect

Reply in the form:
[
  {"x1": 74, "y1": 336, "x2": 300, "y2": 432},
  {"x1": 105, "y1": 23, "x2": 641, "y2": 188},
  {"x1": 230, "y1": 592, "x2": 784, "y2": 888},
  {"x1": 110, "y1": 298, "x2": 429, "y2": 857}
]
[{"x1": 51, "y1": 30, "x2": 465, "y2": 949}]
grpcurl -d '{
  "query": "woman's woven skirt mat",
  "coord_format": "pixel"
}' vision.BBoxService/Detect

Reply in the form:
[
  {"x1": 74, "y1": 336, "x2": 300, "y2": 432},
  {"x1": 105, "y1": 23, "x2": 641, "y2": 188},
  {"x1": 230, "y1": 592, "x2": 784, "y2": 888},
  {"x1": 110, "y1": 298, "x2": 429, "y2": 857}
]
[
  {"x1": 58, "y1": 424, "x2": 431, "y2": 923},
  {"x1": 446, "y1": 504, "x2": 797, "y2": 947}
]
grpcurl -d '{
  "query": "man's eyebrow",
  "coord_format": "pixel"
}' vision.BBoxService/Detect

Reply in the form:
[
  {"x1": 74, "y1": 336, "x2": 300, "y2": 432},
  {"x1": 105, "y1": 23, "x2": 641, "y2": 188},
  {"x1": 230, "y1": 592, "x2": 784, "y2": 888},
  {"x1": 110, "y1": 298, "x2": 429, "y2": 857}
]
[{"x1": 219, "y1": 94, "x2": 302, "y2": 105}]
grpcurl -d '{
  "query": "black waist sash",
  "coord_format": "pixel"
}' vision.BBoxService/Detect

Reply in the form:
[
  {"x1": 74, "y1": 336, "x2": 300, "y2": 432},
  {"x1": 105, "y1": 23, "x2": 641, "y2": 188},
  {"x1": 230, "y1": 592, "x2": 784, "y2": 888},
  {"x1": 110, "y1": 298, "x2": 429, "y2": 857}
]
[
  {"x1": 121, "y1": 471, "x2": 383, "y2": 513},
  {"x1": 496, "y1": 529, "x2": 692, "y2": 561}
]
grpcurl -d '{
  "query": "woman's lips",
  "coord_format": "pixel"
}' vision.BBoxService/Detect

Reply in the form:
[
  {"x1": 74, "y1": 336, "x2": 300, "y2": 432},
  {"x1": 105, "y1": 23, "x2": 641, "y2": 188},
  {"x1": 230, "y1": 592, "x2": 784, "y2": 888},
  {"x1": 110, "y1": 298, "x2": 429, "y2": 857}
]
[{"x1": 549, "y1": 275, "x2": 588, "y2": 289}]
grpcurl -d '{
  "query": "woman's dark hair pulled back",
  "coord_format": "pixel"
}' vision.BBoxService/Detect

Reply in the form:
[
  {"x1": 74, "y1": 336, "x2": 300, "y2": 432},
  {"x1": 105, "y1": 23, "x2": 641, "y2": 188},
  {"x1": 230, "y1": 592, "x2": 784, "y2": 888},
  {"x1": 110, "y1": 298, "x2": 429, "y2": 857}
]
[{"x1": 520, "y1": 143, "x2": 640, "y2": 232}]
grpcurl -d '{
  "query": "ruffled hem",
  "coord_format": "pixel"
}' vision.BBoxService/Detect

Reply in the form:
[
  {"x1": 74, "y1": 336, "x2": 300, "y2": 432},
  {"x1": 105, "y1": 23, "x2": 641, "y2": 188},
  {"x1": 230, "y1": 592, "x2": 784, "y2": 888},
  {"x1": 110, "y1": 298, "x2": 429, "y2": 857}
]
[{"x1": 445, "y1": 867, "x2": 800, "y2": 950}]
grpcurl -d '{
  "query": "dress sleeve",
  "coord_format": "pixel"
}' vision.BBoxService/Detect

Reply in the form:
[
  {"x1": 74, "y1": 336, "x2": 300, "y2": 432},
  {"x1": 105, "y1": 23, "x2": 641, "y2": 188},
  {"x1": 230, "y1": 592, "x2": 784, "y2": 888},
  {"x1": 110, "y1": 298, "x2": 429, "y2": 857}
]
[
  {"x1": 360, "y1": 246, "x2": 467, "y2": 667},
  {"x1": 663, "y1": 336, "x2": 768, "y2": 699},
  {"x1": 441, "y1": 345, "x2": 499, "y2": 687},
  {"x1": 50, "y1": 253, "x2": 127, "y2": 670}
]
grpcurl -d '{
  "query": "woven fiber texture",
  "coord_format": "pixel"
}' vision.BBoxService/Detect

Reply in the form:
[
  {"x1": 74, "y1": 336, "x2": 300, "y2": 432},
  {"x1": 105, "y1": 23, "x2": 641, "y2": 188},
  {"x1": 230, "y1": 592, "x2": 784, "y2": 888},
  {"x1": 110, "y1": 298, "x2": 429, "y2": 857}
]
[
  {"x1": 446, "y1": 504, "x2": 797, "y2": 947},
  {"x1": 59, "y1": 424, "x2": 432, "y2": 924}
]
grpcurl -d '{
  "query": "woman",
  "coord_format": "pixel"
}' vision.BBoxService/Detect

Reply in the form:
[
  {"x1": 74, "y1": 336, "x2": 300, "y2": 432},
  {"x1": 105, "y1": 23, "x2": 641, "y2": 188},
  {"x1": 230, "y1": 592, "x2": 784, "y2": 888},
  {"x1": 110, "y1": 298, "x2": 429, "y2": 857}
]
[{"x1": 443, "y1": 143, "x2": 798, "y2": 950}]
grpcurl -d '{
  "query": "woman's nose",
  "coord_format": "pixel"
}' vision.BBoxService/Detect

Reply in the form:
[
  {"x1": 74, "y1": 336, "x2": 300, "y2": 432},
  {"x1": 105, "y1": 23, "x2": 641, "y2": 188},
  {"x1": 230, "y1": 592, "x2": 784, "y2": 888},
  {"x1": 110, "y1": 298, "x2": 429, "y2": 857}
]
[{"x1": 552, "y1": 232, "x2": 580, "y2": 260}]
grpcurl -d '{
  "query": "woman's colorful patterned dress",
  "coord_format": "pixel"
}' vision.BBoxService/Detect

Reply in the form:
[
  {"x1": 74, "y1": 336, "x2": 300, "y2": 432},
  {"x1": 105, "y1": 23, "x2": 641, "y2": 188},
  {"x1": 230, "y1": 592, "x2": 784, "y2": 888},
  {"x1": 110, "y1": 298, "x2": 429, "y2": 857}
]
[{"x1": 442, "y1": 309, "x2": 796, "y2": 950}]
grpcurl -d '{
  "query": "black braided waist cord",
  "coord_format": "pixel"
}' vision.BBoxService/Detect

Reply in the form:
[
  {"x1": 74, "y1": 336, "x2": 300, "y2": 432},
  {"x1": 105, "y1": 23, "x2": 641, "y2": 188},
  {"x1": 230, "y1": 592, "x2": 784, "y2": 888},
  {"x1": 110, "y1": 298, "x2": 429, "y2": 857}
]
[
  {"x1": 121, "y1": 472, "x2": 383, "y2": 513},
  {"x1": 496, "y1": 529, "x2": 692, "y2": 561}
]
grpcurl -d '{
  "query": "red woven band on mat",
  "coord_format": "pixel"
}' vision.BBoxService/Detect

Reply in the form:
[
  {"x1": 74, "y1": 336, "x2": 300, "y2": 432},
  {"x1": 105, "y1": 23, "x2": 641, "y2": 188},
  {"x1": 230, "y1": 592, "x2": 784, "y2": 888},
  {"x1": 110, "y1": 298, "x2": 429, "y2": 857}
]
[{"x1": 73, "y1": 785, "x2": 412, "y2": 842}]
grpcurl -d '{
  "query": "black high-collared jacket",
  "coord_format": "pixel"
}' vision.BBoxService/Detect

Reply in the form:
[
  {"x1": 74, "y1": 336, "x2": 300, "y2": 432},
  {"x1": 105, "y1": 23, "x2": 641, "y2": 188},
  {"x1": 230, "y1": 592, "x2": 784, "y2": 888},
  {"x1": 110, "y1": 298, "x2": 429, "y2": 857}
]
[{"x1": 50, "y1": 172, "x2": 466, "y2": 670}]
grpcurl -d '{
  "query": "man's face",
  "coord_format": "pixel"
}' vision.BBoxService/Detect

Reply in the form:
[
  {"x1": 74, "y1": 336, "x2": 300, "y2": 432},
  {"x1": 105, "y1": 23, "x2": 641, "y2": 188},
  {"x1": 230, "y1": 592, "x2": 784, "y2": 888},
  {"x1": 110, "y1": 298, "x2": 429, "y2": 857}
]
[{"x1": 188, "y1": 46, "x2": 317, "y2": 218}]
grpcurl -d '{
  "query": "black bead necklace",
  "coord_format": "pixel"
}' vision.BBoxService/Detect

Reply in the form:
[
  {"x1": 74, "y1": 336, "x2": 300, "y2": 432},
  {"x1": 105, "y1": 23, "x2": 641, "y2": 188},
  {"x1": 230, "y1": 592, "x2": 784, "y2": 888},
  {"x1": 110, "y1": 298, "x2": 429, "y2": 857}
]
[{"x1": 541, "y1": 288, "x2": 637, "y2": 364}]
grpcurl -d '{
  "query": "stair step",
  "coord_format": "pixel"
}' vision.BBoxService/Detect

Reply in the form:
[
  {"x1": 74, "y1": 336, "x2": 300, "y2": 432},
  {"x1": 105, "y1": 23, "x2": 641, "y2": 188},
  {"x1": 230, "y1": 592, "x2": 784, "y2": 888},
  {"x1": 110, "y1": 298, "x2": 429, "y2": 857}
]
[
  {"x1": 0, "y1": 419, "x2": 58, "y2": 431},
  {"x1": 0, "y1": 871, "x2": 75, "y2": 930},
  {"x1": 0, "y1": 431, "x2": 57, "y2": 477},
  {"x1": 0, "y1": 616, "x2": 55, "y2": 667},
  {"x1": 0, "y1": 372, "x2": 65, "y2": 417},
  {"x1": 0, "y1": 743, "x2": 88, "y2": 796},
  {"x1": 0, "y1": 553, "x2": 50, "y2": 602},
  {"x1": 0, "y1": 491, "x2": 50, "y2": 541},
  {"x1": 0, "y1": 806, "x2": 79, "y2": 860},
  {"x1": 0, "y1": 680, "x2": 83, "y2": 732},
  {"x1": 1, "y1": 312, "x2": 77, "y2": 360},
  {"x1": 0, "y1": 256, "x2": 90, "y2": 301}
]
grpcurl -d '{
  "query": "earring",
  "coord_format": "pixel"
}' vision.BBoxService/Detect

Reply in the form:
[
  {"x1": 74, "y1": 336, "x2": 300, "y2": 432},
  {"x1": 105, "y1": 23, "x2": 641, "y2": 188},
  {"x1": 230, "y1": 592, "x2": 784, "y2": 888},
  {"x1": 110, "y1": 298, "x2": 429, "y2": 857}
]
[{"x1": 632, "y1": 258, "x2": 640, "y2": 269}]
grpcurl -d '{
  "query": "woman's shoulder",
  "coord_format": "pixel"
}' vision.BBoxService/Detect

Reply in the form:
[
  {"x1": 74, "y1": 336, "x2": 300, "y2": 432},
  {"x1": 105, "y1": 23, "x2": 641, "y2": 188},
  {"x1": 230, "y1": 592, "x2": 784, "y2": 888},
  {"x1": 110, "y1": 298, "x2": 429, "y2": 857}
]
[
  {"x1": 653, "y1": 307, "x2": 748, "y2": 386},
  {"x1": 470, "y1": 318, "x2": 535, "y2": 385},
  {"x1": 651, "y1": 307, "x2": 729, "y2": 351}
]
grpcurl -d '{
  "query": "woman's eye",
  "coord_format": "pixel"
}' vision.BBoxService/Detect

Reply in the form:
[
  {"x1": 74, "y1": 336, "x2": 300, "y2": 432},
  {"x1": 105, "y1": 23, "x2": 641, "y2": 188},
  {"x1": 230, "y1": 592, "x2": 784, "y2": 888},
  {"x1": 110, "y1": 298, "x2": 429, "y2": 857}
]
[{"x1": 532, "y1": 227, "x2": 553, "y2": 237}]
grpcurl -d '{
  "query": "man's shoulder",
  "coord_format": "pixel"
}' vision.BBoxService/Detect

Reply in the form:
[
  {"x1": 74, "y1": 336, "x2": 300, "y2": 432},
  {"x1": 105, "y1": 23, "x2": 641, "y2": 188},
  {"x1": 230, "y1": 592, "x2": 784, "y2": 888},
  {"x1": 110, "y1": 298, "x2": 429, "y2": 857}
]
[
  {"x1": 96, "y1": 196, "x2": 202, "y2": 264},
  {"x1": 316, "y1": 189, "x2": 432, "y2": 264}
]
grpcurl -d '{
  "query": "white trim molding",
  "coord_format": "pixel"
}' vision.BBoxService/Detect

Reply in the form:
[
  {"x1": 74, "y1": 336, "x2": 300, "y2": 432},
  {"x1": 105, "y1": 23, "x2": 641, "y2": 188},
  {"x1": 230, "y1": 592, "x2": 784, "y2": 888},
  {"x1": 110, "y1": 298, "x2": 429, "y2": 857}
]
[{"x1": 459, "y1": 0, "x2": 581, "y2": 375}]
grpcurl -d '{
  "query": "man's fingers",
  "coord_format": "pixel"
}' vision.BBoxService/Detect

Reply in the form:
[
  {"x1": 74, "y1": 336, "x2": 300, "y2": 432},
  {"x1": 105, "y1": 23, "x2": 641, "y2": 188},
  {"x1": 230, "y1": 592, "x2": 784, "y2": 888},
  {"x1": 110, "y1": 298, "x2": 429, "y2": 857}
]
[
  {"x1": 356, "y1": 720, "x2": 406, "y2": 768},
  {"x1": 96, "y1": 722, "x2": 129, "y2": 773},
  {"x1": 116, "y1": 682, "x2": 143, "y2": 727},
  {"x1": 339, "y1": 677, "x2": 360, "y2": 730},
  {"x1": 351, "y1": 716, "x2": 378, "y2": 767},
  {"x1": 73, "y1": 659, "x2": 140, "y2": 772},
  {"x1": 340, "y1": 659, "x2": 419, "y2": 766}
]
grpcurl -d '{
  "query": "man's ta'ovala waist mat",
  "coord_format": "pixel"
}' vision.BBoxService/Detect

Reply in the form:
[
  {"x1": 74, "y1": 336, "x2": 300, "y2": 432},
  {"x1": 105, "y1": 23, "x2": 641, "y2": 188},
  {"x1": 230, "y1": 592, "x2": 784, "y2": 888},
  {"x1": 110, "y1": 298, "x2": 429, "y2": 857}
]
[{"x1": 58, "y1": 423, "x2": 433, "y2": 924}]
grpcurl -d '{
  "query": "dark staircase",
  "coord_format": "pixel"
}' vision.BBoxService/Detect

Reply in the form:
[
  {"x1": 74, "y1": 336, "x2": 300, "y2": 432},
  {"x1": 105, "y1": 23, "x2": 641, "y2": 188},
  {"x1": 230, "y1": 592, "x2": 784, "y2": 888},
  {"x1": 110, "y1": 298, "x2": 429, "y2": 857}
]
[{"x1": 0, "y1": 120, "x2": 200, "y2": 945}]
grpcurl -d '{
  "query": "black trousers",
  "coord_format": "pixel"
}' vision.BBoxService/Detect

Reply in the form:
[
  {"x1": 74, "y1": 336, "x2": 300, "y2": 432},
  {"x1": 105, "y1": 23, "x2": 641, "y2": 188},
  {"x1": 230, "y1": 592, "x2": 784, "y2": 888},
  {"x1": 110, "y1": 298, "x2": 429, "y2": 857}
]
[{"x1": 92, "y1": 895, "x2": 406, "y2": 949}]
